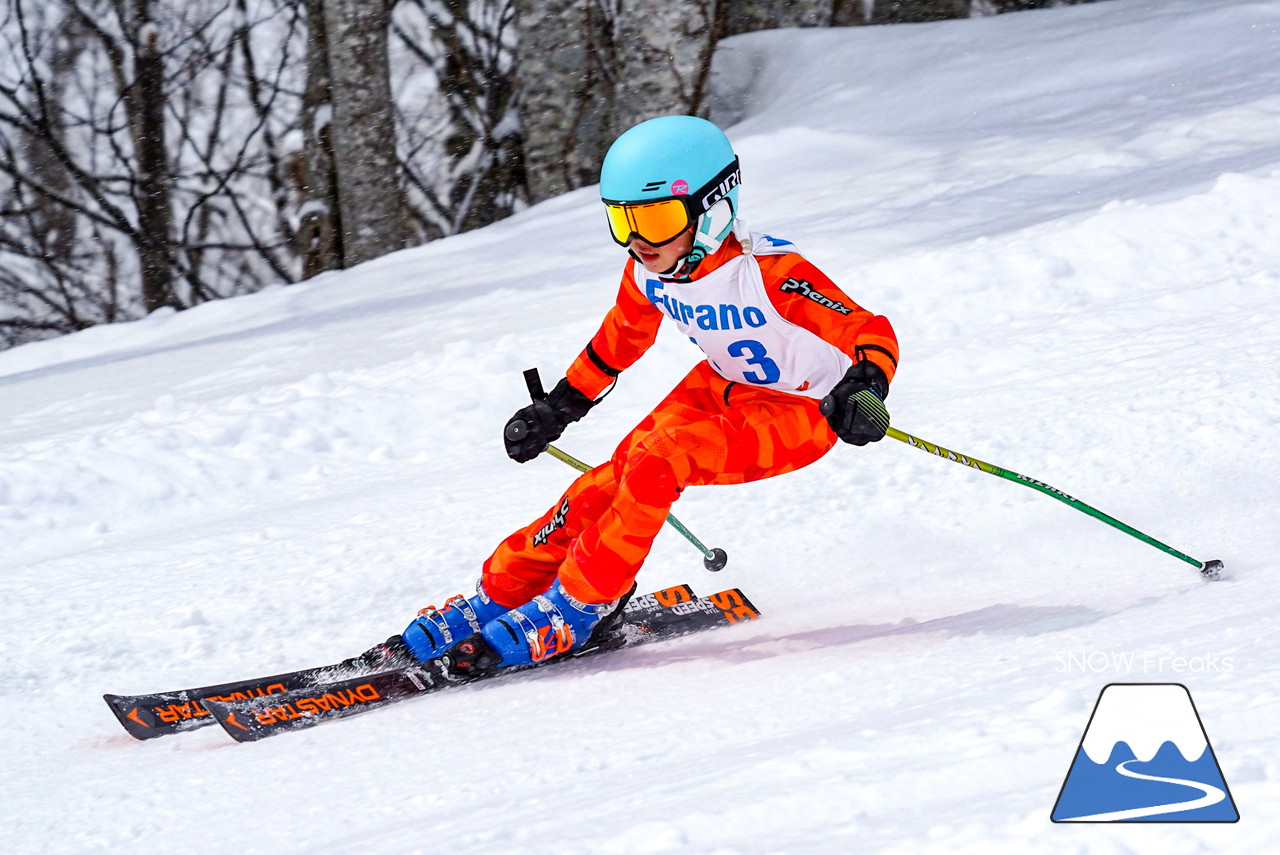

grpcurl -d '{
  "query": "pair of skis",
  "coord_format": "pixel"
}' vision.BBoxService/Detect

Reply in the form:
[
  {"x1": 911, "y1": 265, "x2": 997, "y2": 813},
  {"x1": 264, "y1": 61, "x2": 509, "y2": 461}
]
[{"x1": 104, "y1": 584, "x2": 759, "y2": 743}]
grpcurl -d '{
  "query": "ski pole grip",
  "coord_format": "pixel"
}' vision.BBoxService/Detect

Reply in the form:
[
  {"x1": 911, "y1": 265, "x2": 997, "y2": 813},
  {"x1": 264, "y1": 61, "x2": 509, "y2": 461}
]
[
  {"x1": 505, "y1": 367, "x2": 544, "y2": 443},
  {"x1": 819, "y1": 394, "x2": 836, "y2": 417},
  {"x1": 523, "y1": 367, "x2": 546, "y2": 402}
]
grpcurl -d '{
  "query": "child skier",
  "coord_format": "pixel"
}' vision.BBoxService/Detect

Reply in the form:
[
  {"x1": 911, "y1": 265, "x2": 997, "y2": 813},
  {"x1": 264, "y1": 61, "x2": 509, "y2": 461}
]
[{"x1": 401, "y1": 115, "x2": 899, "y2": 672}]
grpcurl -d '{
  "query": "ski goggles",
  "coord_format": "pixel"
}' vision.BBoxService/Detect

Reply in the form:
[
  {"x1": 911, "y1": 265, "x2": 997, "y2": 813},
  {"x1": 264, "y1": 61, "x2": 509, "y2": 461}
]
[{"x1": 603, "y1": 158, "x2": 740, "y2": 247}]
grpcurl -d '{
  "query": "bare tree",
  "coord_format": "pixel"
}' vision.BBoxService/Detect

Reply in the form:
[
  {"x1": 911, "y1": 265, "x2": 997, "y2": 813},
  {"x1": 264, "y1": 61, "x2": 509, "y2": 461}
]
[
  {"x1": 1, "y1": 0, "x2": 307, "y2": 347},
  {"x1": 0, "y1": 8, "x2": 113, "y2": 342},
  {"x1": 320, "y1": 0, "x2": 412, "y2": 266},
  {"x1": 393, "y1": 0, "x2": 526, "y2": 237},
  {"x1": 295, "y1": 0, "x2": 343, "y2": 277},
  {"x1": 130, "y1": 1, "x2": 178, "y2": 311},
  {"x1": 1, "y1": 0, "x2": 516, "y2": 346}
]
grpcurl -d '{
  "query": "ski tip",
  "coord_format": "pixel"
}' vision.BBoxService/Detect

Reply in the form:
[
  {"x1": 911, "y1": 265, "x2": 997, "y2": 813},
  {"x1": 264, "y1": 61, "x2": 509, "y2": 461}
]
[
  {"x1": 103, "y1": 693, "x2": 163, "y2": 741},
  {"x1": 1200, "y1": 559, "x2": 1224, "y2": 581},
  {"x1": 202, "y1": 697, "x2": 268, "y2": 743},
  {"x1": 103, "y1": 689, "x2": 225, "y2": 740}
]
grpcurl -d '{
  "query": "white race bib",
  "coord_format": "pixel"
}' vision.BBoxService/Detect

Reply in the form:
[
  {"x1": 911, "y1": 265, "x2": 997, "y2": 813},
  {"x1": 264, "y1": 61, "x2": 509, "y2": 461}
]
[{"x1": 635, "y1": 233, "x2": 851, "y2": 399}]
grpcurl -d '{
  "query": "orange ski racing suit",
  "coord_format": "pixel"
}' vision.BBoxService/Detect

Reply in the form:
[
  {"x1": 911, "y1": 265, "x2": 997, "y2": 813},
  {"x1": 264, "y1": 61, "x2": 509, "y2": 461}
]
[{"x1": 482, "y1": 228, "x2": 898, "y2": 607}]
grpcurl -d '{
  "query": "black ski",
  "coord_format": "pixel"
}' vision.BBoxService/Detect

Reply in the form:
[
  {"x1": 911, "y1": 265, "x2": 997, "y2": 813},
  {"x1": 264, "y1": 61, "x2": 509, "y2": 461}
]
[
  {"x1": 103, "y1": 639, "x2": 413, "y2": 741},
  {"x1": 104, "y1": 584, "x2": 706, "y2": 740},
  {"x1": 203, "y1": 587, "x2": 759, "y2": 742}
]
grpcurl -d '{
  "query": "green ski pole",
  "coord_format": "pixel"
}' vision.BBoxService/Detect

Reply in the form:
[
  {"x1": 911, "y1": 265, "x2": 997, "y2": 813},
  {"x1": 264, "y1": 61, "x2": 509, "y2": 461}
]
[
  {"x1": 822, "y1": 390, "x2": 1223, "y2": 580},
  {"x1": 889, "y1": 425, "x2": 1223, "y2": 580}
]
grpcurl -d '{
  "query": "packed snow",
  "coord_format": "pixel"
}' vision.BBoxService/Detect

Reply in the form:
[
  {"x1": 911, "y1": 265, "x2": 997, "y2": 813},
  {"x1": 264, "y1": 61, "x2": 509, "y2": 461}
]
[{"x1": 3, "y1": 0, "x2": 1279, "y2": 851}]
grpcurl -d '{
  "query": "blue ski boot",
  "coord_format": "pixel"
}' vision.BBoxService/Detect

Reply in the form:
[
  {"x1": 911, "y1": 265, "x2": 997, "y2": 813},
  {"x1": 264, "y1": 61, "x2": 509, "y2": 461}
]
[
  {"x1": 456, "y1": 580, "x2": 625, "y2": 671},
  {"x1": 401, "y1": 583, "x2": 510, "y2": 663}
]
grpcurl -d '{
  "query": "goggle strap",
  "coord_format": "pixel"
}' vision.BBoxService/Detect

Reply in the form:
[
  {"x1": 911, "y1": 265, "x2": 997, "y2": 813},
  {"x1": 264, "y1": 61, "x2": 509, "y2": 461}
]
[{"x1": 690, "y1": 157, "x2": 741, "y2": 215}]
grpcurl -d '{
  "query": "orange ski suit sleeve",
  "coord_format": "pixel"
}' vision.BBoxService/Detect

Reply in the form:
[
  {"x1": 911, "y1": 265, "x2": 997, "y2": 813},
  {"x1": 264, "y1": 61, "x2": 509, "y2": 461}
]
[
  {"x1": 757, "y1": 253, "x2": 900, "y2": 386},
  {"x1": 564, "y1": 264, "x2": 664, "y2": 400}
]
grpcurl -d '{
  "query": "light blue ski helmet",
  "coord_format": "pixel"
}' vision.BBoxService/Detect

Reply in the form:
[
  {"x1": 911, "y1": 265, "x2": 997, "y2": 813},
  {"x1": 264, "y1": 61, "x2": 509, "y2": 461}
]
[{"x1": 600, "y1": 115, "x2": 741, "y2": 278}]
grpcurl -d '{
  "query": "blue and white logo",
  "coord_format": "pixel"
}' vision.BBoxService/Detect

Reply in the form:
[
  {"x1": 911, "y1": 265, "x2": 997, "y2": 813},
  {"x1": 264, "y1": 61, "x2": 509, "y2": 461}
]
[{"x1": 1052, "y1": 683, "x2": 1239, "y2": 822}]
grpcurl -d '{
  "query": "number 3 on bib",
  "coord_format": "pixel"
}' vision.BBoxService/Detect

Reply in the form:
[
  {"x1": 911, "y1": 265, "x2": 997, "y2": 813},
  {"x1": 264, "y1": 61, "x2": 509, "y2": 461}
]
[{"x1": 728, "y1": 339, "x2": 781, "y2": 385}]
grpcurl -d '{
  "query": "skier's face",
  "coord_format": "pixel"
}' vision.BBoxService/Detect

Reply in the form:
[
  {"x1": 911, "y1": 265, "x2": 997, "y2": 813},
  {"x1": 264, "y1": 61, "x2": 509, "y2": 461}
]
[{"x1": 630, "y1": 229, "x2": 694, "y2": 274}]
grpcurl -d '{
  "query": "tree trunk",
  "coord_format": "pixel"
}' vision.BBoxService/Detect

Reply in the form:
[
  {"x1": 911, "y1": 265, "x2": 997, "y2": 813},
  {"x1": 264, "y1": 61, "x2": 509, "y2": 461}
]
[
  {"x1": 23, "y1": 13, "x2": 83, "y2": 268},
  {"x1": 130, "y1": 5, "x2": 178, "y2": 311},
  {"x1": 831, "y1": 0, "x2": 871, "y2": 25},
  {"x1": 298, "y1": 0, "x2": 343, "y2": 277},
  {"x1": 513, "y1": 0, "x2": 615, "y2": 203},
  {"x1": 614, "y1": 0, "x2": 724, "y2": 131},
  {"x1": 514, "y1": 0, "x2": 728, "y2": 204},
  {"x1": 321, "y1": 0, "x2": 410, "y2": 266},
  {"x1": 871, "y1": 0, "x2": 970, "y2": 23}
]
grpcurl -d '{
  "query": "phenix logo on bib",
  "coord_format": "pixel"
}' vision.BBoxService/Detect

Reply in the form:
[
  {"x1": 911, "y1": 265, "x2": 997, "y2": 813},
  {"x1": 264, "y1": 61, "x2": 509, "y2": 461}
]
[{"x1": 780, "y1": 277, "x2": 854, "y2": 315}]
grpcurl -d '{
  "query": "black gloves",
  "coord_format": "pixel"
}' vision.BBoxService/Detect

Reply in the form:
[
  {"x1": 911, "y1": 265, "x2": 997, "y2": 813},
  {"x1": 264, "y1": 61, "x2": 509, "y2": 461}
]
[
  {"x1": 503, "y1": 377, "x2": 596, "y2": 463},
  {"x1": 820, "y1": 360, "x2": 891, "y2": 446}
]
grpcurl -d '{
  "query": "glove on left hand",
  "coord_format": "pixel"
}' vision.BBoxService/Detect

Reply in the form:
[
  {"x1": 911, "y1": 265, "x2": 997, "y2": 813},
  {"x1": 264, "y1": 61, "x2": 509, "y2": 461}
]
[
  {"x1": 820, "y1": 360, "x2": 891, "y2": 446},
  {"x1": 503, "y1": 377, "x2": 595, "y2": 463}
]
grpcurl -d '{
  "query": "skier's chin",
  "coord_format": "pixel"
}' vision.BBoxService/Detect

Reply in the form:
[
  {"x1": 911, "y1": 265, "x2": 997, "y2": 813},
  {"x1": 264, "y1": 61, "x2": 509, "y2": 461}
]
[{"x1": 629, "y1": 247, "x2": 676, "y2": 274}]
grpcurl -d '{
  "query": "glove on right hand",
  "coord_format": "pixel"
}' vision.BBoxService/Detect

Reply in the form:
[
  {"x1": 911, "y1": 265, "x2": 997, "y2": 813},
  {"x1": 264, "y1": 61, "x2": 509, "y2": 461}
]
[{"x1": 820, "y1": 360, "x2": 891, "y2": 446}]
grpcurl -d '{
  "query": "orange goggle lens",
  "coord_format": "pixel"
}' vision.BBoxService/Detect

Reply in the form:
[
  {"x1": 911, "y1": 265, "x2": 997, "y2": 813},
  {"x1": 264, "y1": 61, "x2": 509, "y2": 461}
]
[{"x1": 604, "y1": 199, "x2": 692, "y2": 247}]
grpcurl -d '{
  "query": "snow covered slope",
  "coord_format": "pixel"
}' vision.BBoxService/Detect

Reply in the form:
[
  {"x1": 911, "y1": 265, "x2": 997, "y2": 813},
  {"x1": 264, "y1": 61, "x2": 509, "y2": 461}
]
[{"x1": 3, "y1": 0, "x2": 1279, "y2": 851}]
